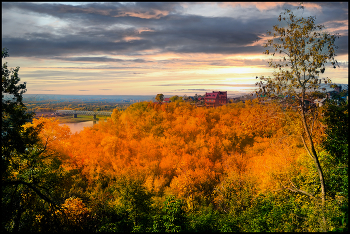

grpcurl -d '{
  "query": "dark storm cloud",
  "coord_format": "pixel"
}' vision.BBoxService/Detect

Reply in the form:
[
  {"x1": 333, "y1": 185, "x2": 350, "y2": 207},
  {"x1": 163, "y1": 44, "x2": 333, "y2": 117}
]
[
  {"x1": 1, "y1": 17, "x2": 267, "y2": 57},
  {"x1": 55, "y1": 56, "x2": 148, "y2": 63},
  {"x1": 2, "y1": 2, "x2": 183, "y2": 26},
  {"x1": 312, "y1": 2, "x2": 348, "y2": 23},
  {"x1": 2, "y1": 2, "x2": 271, "y2": 58},
  {"x1": 2, "y1": 37, "x2": 154, "y2": 57},
  {"x1": 336, "y1": 35, "x2": 348, "y2": 56},
  {"x1": 135, "y1": 14, "x2": 271, "y2": 54},
  {"x1": 2, "y1": 2, "x2": 348, "y2": 59}
]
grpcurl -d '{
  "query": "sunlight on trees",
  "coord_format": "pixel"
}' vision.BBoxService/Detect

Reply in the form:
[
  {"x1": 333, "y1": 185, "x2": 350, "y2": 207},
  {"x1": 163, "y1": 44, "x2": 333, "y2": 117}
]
[
  {"x1": 256, "y1": 5, "x2": 341, "y2": 231},
  {"x1": 1, "y1": 4, "x2": 347, "y2": 230}
]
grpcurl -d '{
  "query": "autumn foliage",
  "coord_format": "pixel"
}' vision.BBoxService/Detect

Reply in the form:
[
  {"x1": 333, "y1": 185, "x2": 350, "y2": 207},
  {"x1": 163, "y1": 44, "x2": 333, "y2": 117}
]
[
  {"x1": 14, "y1": 98, "x2": 347, "y2": 232},
  {"x1": 35, "y1": 101, "x2": 311, "y2": 202}
]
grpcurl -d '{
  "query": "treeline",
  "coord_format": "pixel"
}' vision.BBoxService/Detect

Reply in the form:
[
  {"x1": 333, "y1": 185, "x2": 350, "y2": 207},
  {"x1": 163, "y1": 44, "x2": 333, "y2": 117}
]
[
  {"x1": 3, "y1": 99, "x2": 347, "y2": 232},
  {"x1": 23, "y1": 100, "x2": 131, "y2": 113}
]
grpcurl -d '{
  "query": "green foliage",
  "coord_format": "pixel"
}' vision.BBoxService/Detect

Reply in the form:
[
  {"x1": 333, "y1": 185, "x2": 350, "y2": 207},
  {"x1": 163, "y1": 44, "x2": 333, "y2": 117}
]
[
  {"x1": 169, "y1": 95, "x2": 183, "y2": 103},
  {"x1": 155, "y1": 93, "x2": 164, "y2": 103},
  {"x1": 321, "y1": 99, "x2": 348, "y2": 165},
  {"x1": 186, "y1": 204, "x2": 222, "y2": 232},
  {"x1": 1, "y1": 48, "x2": 74, "y2": 232},
  {"x1": 320, "y1": 99, "x2": 348, "y2": 231},
  {"x1": 1, "y1": 48, "x2": 44, "y2": 231},
  {"x1": 162, "y1": 195, "x2": 187, "y2": 232},
  {"x1": 2, "y1": 48, "x2": 39, "y2": 182},
  {"x1": 237, "y1": 192, "x2": 311, "y2": 232},
  {"x1": 150, "y1": 195, "x2": 188, "y2": 232},
  {"x1": 97, "y1": 177, "x2": 153, "y2": 232}
]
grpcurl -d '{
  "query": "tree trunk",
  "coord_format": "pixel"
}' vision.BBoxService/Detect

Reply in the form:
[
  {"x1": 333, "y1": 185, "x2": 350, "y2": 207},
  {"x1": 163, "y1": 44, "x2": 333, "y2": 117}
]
[
  {"x1": 300, "y1": 93, "x2": 327, "y2": 231},
  {"x1": 300, "y1": 109, "x2": 326, "y2": 202}
]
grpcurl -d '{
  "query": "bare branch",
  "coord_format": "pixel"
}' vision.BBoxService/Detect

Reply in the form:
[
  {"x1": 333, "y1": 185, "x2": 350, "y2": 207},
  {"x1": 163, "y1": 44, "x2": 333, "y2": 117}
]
[
  {"x1": 279, "y1": 178, "x2": 315, "y2": 199},
  {"x1": 301, "y1": 134, "x2": 314, "y2": 160}
]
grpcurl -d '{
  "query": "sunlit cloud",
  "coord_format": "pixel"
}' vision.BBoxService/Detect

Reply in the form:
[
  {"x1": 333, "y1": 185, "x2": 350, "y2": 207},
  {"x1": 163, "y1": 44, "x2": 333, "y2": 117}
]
[
  {"x1": 2, "y1": 2, "x2": 348, "y2": 95},
  {"x1": 218, "y1": 2, "x2": 322, "y2": 12}
]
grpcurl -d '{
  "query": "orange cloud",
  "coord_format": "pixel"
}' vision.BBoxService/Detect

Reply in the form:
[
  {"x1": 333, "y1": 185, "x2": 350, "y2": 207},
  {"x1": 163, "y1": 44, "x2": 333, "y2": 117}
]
[
  {"x1": 218, "y1": 2, "x2": 322, "y2": 11},
  {"x1": 113, "y1": 9, "x2": 170, "y2": 19}
]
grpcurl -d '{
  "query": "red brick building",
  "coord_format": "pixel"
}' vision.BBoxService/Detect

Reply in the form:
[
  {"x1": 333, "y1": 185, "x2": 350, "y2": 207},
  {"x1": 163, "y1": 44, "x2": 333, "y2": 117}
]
[{"x1": 204, "y1": 91, "x2": 227, "y2": 107}]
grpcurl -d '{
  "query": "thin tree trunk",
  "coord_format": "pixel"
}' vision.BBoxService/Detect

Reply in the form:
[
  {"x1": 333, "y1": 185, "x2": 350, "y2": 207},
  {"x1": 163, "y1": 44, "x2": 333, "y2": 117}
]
[
  {"x1": 300, "y1": 92, "x2": 327, "y2": 231},
  {"x1": 300, "y1": 109, "x2": 326, "y2": 203}
]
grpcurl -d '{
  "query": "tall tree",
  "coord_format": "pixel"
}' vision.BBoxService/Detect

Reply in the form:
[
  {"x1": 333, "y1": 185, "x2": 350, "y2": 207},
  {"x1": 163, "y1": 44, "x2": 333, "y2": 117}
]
[
  {"x1": 1, "y1": 48, "x2": 62, "y2": 231},
  {"x1": 1, "y1": 48, "x2": 36, "y2": 179},
  {"x1": 256, "y1": 5, "x2": 340, "y2": 231}
]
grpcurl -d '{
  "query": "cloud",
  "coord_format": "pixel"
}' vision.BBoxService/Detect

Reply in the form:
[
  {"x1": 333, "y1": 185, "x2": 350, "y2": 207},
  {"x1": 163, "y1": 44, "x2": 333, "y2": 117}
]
[
  {"x1": 176, "y1": 88, "x2": 209, "y2": 91},
  {"x1": 153, "y1": 83, "x2": 257, "y2": 87},
  {"x1": 2, "y1": 2, "x2": 347, "y2": 95},
  {"x1": 336, "y1": 35, "x2": 349, "y2": 56},
  {"x1": 3, "y1": 1, "x2": 346, "y2": 60},
  {"x1": 52, "y1": 56, "x2": 148, "y2": 63},
  {"x1": 2, "y1": 2, "x2": 184, "y2": 26},
  {"x1": 2, "y1": 2, "x2": 273, "y2": 58}
]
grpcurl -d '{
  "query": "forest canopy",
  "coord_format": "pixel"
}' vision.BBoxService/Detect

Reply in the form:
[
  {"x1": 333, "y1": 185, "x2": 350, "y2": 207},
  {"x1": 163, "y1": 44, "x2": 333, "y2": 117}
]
[
  {"x1": 1, "y1": 4, "x2": 348, "y2": 231},
  {"x1": 2, "y1": 98, "x2": 344, "y2": 232}
]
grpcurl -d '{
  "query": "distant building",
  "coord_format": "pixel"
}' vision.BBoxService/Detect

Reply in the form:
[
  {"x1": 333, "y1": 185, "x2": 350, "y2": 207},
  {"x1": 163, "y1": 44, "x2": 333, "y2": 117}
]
[
  {"x1": 163, "y1": 98, "x2": 171, "y2": 103},
  {"x1": 204, "y1": 91, "x2": 227, "y2": 108}
]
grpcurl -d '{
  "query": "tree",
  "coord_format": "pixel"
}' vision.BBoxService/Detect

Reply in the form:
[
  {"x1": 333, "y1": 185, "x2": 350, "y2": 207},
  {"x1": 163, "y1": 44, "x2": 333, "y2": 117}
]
[
  {"x1": 155, "y1": 93, "x2": 164, "y2": 103},
  {"x1": 1, "y1": 48, "x2": 63, "y2": 231},
  {"x1": 321, "y1": 97, "x2": 348, "y2": 231},
  {"x1": 169, "y1": 95, "x2": 183, "y2": 103},
  {"x1": 194, "y1": 93, "x2": 199, "y2": 102},
  {"x1": 1, "y1": 48, "x2": 37, "y2": 180},
  {"x1": 256, "y1": 5, "x2": 340, "y2": 231},
  {"x1": 321, "y1": 96, "x2": 348, "y2": 229},
  {"x1": 162, "y1": 196, "x2": 187, "y2": 232}
]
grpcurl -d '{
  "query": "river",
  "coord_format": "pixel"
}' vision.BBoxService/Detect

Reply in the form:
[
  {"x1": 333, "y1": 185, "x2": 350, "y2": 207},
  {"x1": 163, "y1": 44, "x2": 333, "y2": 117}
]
[{"x1": 59, "y1": 121, "x2": 98, "y2": 134}]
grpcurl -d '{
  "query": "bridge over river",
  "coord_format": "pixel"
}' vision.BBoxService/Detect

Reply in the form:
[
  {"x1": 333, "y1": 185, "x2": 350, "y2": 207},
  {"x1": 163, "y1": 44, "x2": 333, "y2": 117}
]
[{"x1": 56, "y1": 110, "x2": 113, "y2": 120}]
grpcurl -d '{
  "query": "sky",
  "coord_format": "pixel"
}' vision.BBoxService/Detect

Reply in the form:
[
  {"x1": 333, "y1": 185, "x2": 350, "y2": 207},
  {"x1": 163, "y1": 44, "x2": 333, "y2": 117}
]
[{"x1": 2, "y1": 2, "x2": 348, "y2": 97}]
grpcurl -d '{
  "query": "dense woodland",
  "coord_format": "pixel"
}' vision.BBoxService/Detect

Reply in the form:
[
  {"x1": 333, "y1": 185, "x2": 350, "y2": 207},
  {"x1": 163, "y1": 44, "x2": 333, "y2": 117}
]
[
  {"x1": 3, "y1": 98, "x2": 348, "y2": 232},
  {"x1": 2, "y1": 5, "x2": 348, "y2": 231}
]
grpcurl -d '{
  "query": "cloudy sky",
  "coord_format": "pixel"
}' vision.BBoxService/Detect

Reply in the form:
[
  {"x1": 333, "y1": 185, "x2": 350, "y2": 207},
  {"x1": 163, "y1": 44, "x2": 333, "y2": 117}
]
[{"x1": 2, "y1": 2, "x2": 348, "y2": 97}]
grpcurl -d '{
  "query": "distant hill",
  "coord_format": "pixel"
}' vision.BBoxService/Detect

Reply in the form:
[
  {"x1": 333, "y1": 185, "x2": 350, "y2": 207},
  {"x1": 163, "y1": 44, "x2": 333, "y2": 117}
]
[{"x1": 22, "y1": 94, "x2": 156, "y2": 103}]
